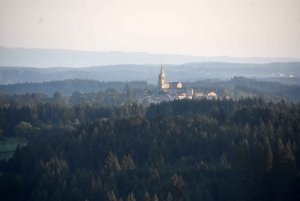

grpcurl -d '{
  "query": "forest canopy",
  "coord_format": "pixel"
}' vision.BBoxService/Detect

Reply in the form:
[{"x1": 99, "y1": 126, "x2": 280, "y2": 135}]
[{"x1": 0, "y1": 97, "x2": 299, "y2": 201}]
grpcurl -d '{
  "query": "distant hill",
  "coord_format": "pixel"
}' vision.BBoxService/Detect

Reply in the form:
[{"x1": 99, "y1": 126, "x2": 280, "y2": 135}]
[
  {"x1": 0, "y1": 62, "x2": 299, "y2": 85},
  {"x1": 1, "y1": 46, "x2": 300, "y2": 67}
]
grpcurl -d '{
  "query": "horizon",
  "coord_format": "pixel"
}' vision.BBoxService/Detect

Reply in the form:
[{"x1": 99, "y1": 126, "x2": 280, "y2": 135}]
[
  {"x1": 1, "y1": 46, "x2": 300, "y2": 68},
  {"x1": 1, "y1": 46, "x2": 300, "y2": 60}
]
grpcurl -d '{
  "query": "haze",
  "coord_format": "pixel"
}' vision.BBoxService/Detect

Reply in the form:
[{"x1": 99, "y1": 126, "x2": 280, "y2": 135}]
[{"x1": 1, "y1": 0, "x2": 300, "y2": 58}]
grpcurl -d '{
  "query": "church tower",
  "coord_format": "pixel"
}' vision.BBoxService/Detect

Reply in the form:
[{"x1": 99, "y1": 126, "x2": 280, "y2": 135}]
[{"x1": 158, "y1": 65, "x2": 169, "y2": 89}]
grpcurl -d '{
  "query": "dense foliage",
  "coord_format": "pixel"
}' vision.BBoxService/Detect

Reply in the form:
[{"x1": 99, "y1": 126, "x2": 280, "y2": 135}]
[
  {"x1": 0, "y1": 79, "x2": 148, "y2": 96},
  {"x1": 0, "y1": 83, "x2": 143, "y2": 141},
  {"x1": 0, "y1": 85, "x2": 139, "y2": 108},
  {"x1": 1, "y1": 77, "x2": 300, "y2": 106},
  {"x1": 0, "y1": 98, "x2": 299, "y2": 201},
  {"x1": 1, "y1": 62, "x2": 300, "y2": 85},
  {"x1": 0, "y1": 102, "x2": 144, "y2": 139},
  {"x1": 183, "y1": 76, "x2": 300, "y2": 102}
]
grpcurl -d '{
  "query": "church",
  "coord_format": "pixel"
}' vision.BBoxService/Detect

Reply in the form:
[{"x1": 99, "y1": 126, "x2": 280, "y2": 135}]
[{"x1": 157, "y1": 65, "x2": 193, "y2": 98}]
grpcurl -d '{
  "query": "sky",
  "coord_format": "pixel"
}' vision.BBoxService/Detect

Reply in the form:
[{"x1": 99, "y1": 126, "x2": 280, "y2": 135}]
[{"x1": 1, "y1": 0, "x2": 300, "y2": 58}]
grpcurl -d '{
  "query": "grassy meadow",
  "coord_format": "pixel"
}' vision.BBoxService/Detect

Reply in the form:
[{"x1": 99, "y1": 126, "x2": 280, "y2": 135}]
[{"x1": 0, "y1": 138, "x2": 27, "y2": 160}]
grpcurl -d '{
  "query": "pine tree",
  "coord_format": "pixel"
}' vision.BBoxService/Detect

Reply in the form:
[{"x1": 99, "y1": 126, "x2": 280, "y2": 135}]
[
  {"x1": 233, "y1": 139, "x2": 251, "y2": 200},
  {"x1": 127, "y1": 192, "x2": 136, "y2": 201},
  {"x1": 273, "y1": 138, "x2": 297, "y2": 200},
  {"x1": 91, "y1": 176, "x2": 102, "y2": 192},
  {"x1": 107, "y1": 190, "x2": 118, "y2": 201},
  {"x1": 152, "y1": 194, "x2": 159, "y2": 201},
  {"x1": 220, "y1": 153, "x2": 231, "y2": 169},
  {"x1": 167, "y1": 192, "x2": 173, "y2": 201},
  {"x1": 121, "y1": 154, "x2": 135, "y2": 171},
  {"x1": 264, "y1": 136, "x2": 273, "y2": 173},
  {"x1": 170, "y1": 174, "x2": 186, "y2": 199},
  {"x1": 105, "y1": 151, "x2": 121, "y2": 172},
  {"x1": 143, "y1": 191, "x2": 151, "y2": 201}
]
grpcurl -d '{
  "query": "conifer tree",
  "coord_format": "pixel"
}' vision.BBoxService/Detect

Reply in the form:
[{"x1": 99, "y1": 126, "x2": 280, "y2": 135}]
[
  {"x1": 167, "y1": 192, "x2": 173, "y2": 201},
  {"x1": 127, "y1": 192, "x2": 136, "y2": 201},
  {"x1": 152, "y1": 194, "x2": 159, "y2": 201},
  {"x1": 121, "y1": 154, "x2": 135, "y2": 171},
  {"x1": 143, "y1": 191, "x2": 151, "y2": 201},
  {"x1": 264, "y1": 136, "x2": 273, "y2": 173},
  {"x1": 105, "y1": 151, "x2": 121, "y2": 172},
  {"x1": 107, "y1": 190, "x2": 118, "y2": 201}
]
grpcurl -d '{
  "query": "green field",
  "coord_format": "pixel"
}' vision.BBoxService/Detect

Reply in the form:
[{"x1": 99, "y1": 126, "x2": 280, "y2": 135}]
[
  {"x1": 0, "y1": 152, "x2": 14, "y2": 161},
  {"x1": 0, "y1": 138, "x2": 27, "y2": 160}
]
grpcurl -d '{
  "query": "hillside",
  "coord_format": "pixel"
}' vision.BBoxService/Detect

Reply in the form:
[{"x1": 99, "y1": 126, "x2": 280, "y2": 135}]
[{"x1": 1, "y1": 62, "x2": 300, "y2": 85}]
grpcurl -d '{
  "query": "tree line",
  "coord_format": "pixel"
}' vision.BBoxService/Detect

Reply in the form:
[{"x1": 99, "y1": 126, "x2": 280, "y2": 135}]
[
  {"x1": 183, "y1": 76, "x2": 300, "y2": 102},
  {"x1": 0, "y1": 85, "x2": 139, "y2": 108},
  {"x1": 0, "y1": 79, "x2": 149, "y2": 96}
]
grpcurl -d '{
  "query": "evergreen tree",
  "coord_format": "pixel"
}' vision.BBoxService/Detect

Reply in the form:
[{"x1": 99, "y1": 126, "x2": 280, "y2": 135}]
[
  {"x1": 166, "y1": 192, "x2": 173, "y2": 201},
  {"x1": 105, "y1": 151, "x2": 121, "y2": 172},
  {"x1": 152, "y1": 194, "x2": 159, "y2": 201},
  {"x1": 121, "y1": 154, "x2": 135, "y2": 171},
  {"x1": 127, "y1": 192, "x2": 136, "y2": 201},
  {"x1": 143, "y1": 191, "x2": 151, "y2": 201},
  {"x1": 107, "y1": 190, "x2": 118, "y2": 201}
]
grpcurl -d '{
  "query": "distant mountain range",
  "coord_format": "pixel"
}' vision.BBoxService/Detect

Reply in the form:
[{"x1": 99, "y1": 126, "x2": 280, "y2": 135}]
[
  {"x1": 1, "y1": 46, "x2": 300, "y2": 68},
  {"x1": 1, "y1": 62, "x2": 299, "y2": 85}
]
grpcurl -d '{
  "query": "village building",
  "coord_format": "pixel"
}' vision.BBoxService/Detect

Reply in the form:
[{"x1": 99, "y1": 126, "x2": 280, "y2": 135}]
[
  {"x1": 140, "y1": 65, "x2": 218, "y2": 105},
  {"x1": 157, "y1": 65, "x2": 194, "y2": 99},
  {"x1": 207, "y1": 92, "x2": 218, "y2": 99},
  {"x1": 194, "y1": 91, "x2": 218, "y2": 100}
]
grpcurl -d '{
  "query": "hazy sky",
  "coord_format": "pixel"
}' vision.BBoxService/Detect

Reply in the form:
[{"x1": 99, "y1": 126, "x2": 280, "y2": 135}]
[{"x1": 1, "y1": 0, "x2": 300, "y2": 58}]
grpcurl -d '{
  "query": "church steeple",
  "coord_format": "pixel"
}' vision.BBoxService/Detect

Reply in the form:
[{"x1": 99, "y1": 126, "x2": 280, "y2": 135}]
[
  {"x1": 158, "y1": 65, "x2": 168, "y2": 89},
  {"x1": 160, "y1": 65, "x2": 164, "y2": 74}
]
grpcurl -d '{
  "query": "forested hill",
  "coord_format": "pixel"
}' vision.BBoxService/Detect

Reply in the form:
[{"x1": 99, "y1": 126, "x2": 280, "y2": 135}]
[
  {"x1": 0, "y1": 98, "x2": 299, "y2": 201},
  {"x1": 0, "y1": 79, "x2": 148, "y2": 96},
  {"x1": 1, "y1": 62, "x2": 300, "y2": 85},
  {"x1": 183, "y1": 76, "x2": 300, "y2": 102},
  {"x1": 1, "y1": 76, "x2": 300, "y2": 103}
]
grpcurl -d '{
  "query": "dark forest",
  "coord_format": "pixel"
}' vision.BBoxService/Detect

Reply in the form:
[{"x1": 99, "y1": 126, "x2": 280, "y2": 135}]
[
  {"x1": 2, "y1": 1, "x2": 300, "y2": 200},
  {"x1": 0, "y1": 95, "x2": 299, "y2": 200}
]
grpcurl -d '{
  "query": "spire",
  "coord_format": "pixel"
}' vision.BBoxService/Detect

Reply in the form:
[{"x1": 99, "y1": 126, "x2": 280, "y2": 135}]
[
  {"x1": 158, "y1": 63, "x2": 167, "y2": 89},
  {"x1": 160, "y1": 64, "x2": 164, "y2": 74}
]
